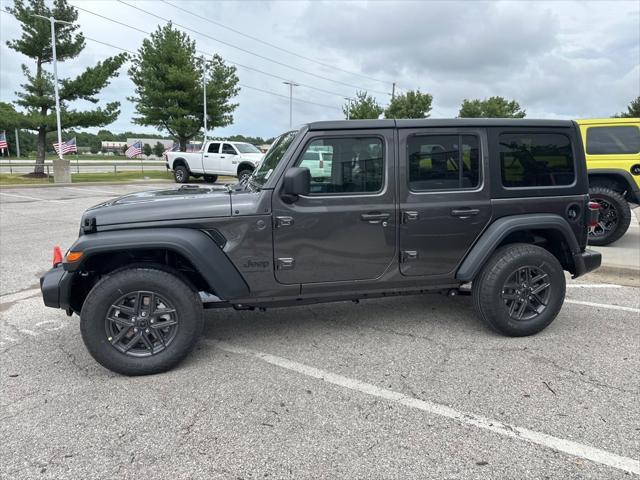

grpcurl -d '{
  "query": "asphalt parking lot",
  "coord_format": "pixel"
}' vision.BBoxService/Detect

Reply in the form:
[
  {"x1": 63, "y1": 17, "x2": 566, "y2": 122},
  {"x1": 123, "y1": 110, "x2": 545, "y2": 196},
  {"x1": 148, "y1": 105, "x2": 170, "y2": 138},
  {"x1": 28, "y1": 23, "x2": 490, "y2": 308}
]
[{"x1": 1, "y1": 183, "x2": 639, "y2": 479}]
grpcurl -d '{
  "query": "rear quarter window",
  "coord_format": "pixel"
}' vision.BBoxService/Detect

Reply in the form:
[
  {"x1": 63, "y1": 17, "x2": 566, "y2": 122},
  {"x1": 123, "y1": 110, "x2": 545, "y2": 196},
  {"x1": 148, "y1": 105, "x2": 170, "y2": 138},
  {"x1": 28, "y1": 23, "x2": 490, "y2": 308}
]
[
  {"x1": 586, "y1": 126, "x2": 640, "y2": 155},
  {"x1": 500, "y1": 132, "x2": 575, "y2": 188}
]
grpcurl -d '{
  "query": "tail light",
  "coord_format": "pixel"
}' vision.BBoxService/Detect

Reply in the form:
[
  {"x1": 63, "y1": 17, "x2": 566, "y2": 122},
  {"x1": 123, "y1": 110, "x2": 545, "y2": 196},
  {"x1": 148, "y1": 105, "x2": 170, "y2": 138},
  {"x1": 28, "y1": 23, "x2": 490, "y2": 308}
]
[
  {"x1": 52, "y1": 246, "x2": 63, "y2": 266},
  {"x1": 587, "y1": 201, "x2": 600, "y2": 228}
]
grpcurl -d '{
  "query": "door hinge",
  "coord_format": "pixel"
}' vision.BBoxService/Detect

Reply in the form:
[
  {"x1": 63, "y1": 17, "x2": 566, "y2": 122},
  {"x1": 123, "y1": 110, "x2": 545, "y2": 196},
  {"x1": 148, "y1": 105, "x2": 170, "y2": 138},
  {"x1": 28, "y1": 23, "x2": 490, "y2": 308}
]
[
  {"x1": 402, "y1": 211, "x2": 419, "y2": 223},
  {"x1": 401, "y1": 250, "x2": 418, "y2": 262},
  {"x1": 275, "y1": 216, "x2": 294, "y2": 228},
  {"x1": 276, "y1": 258, "x2": 295, "y2": 270}
]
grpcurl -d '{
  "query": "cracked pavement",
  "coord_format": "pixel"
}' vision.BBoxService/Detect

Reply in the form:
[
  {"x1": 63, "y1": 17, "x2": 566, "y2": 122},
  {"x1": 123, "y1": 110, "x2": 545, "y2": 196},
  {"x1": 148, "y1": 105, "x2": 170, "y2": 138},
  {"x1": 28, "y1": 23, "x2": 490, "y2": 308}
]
[{"x1": 1, "y1": 184, "x2": 639, "y2": 479}]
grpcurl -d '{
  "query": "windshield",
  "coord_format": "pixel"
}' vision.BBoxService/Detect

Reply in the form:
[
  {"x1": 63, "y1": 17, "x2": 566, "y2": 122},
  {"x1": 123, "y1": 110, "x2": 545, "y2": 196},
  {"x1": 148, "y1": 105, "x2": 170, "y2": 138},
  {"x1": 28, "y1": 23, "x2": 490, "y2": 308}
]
[
  {"x1": 235, "y1": 143, "x2": 261, "y2": 154},
  {"x1": 250, "y1": 130, "x2": 297, "y2": 187}
]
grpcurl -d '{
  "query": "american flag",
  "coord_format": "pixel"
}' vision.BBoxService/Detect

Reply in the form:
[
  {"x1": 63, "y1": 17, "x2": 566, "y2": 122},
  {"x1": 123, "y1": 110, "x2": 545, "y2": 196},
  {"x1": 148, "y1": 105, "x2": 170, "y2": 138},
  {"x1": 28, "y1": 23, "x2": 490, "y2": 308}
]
[
  {"x1": 163, "y1": 142, "x2": 179, "y2": 153},
  {"x1": 125, "y1": 140, "x2": 143, "y2": 158},
  {"x1": 53, "y1": 137, "x2": 77, "y2": 154},
  {"x1": 0, "y1": 131, "x2": 8, "y2": 150}
]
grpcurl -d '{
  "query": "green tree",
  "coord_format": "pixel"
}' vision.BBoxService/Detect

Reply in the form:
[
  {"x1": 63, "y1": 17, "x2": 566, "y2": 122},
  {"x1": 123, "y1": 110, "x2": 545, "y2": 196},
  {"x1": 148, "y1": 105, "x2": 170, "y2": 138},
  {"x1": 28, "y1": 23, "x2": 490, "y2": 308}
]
[
  {"x1": 343, "y1": 90, "x2": 383, "y2": 120},
  {"x1": 142, "y1": 143, "x2": 152, "y2": 157},
  {"x1": 613, "y1": 96, "x2": 640, "y2": 118},
  {"x1": 458, "y1": 96, "x2": 526, "y2": 118},
  {"x1": 129, "y1": 23, "x2": 239, "y2": 151},
  {"x1": 5, "y1": 0, "x2": 127, "y2": 174},
  {"x1": 384, "y1": 90, "x2": 433, "y2": 119},
  {"x1": 89, "y1": 136, "x2": 101, "y2": 154},
  {"x1": 153, "y1": 141, "x2": 165, "y2": 157}
]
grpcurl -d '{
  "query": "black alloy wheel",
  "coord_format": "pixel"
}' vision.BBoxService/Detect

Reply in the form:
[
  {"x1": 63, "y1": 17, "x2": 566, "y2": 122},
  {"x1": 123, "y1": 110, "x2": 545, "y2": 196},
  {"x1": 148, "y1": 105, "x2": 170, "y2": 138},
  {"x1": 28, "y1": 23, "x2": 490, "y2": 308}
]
[
  {"x1": 501, "y1": 266, "x2": 551, "y2": 321},
  {"x1": 106, "y1": 290, "x2": 179, "y2": 357}
]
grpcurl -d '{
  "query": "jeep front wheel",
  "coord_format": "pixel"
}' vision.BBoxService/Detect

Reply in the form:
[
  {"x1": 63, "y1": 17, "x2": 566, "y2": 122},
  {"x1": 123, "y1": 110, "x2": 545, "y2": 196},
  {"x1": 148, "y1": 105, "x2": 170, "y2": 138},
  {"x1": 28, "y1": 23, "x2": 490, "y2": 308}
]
[
  {"x1": 588, "y1": 186, "x2": 631, "y2": 246},
  {"x1": 472, "y1": 243, "x2": 565, "y2": 337},
  {"x1": 80, "y1": 268, "x2": 203, "y2": 375},
  {"x1": 174, "y1": 165, "x2": 189, "y2": 183}
]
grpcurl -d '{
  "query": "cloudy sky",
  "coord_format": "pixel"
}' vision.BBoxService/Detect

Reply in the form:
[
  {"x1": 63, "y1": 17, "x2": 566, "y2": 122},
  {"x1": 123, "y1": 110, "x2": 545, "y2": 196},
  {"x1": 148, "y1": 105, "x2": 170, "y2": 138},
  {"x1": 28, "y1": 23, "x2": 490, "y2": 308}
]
[{"x1": 1, "y1": 0, "x2": 638, "y2": 139}]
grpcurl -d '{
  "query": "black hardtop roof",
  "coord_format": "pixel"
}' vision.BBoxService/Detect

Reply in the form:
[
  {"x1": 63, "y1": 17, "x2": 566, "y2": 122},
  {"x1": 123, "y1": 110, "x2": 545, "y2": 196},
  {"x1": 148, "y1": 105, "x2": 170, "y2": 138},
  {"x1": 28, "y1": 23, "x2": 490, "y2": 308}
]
[{"x1": 307, "y1": 118, "x2": 575, "y2": 131}]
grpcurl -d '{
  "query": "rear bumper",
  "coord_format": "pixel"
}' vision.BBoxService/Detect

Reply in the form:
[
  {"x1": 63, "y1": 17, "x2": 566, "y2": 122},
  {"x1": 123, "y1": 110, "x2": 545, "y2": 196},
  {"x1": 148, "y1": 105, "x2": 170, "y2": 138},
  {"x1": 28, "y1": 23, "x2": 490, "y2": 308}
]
[
  {"x1": 572, "y1": 249, "x2": 602, "y2": 278},
  {"x1": 40, "y1": 265, "x2": 74, "y2": 311}
]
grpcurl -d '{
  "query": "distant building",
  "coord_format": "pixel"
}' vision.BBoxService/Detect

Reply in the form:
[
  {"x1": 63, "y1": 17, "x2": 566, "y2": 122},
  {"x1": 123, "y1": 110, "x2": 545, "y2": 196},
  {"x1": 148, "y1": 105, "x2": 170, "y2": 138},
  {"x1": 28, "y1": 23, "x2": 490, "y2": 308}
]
[
  {"x1": 101, "y1": 141, "x2": 127, "y2": 152},
  {"x1": 126, "y1": 138, "x2": 174, "y2": 149}
]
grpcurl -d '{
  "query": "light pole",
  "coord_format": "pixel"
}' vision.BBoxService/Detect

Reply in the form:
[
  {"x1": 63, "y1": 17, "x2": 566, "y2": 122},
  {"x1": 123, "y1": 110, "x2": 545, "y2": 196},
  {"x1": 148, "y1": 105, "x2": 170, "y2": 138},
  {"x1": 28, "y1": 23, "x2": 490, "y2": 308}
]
[
  {"x1": 344, "y1": 97, "x2": 353, "y2": 120},
  {"x1": 202, "y1": 56, "x2": 207, "y2": 144},
  {"x1": 283, "y1": 81, "x2": 299, "y2": 128},
  {"x1": 33, "y1": 14, "x2": 72, "y2": 161}
]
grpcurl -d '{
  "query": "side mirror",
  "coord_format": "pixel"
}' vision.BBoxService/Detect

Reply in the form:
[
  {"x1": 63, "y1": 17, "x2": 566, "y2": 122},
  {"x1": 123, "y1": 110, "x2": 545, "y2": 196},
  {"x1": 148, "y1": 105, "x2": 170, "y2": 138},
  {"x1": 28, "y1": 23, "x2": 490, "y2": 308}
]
[{"x1": 282, "y1": 167, "x2": 310, "y2": 203}]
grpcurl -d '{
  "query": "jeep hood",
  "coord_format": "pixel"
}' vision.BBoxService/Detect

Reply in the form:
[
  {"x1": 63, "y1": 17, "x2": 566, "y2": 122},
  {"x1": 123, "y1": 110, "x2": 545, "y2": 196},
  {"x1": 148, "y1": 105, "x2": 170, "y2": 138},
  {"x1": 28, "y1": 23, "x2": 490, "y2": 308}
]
[{"x1": 84, "y1": 185, "x2": 232, "y2": 227}]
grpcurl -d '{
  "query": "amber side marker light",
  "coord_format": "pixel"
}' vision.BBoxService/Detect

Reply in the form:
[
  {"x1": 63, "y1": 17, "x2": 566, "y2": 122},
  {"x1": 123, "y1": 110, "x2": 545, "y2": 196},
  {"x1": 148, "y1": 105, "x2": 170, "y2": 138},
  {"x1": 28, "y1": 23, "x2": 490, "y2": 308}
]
[{"x1": 65, "y1": 251, "x2": 83, "y2": 263}]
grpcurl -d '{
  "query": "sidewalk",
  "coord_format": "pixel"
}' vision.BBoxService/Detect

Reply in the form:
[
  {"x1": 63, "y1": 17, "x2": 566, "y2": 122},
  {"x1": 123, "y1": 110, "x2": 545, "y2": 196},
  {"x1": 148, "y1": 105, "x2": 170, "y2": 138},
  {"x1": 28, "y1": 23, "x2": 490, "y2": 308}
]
[{"x1": 584, "y1": 207, "x2": 640, "y2": 286}]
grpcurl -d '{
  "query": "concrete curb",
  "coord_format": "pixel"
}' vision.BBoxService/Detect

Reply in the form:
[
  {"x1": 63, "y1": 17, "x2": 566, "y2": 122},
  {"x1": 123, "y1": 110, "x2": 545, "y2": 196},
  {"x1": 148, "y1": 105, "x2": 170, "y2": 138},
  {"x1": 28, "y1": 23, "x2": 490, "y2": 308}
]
[{"x1": 582, "y1": 265, "x2": 640, "y2": 287}]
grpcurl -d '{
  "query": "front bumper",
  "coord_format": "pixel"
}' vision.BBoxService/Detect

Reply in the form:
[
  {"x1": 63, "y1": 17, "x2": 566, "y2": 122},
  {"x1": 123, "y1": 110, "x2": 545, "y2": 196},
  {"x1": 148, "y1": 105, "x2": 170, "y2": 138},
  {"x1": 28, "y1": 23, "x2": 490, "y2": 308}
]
[
  {"x1": 572, "y1": 249, "x2": 602, "y2": 278},
  {"x1": 40, "y1": 265, "x2": 75, "y2": 311}
]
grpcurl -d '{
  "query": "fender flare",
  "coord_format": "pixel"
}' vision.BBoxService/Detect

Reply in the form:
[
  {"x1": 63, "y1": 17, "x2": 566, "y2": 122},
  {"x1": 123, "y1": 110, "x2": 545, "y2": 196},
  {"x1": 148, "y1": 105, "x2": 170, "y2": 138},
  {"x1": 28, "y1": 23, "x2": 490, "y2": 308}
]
[
  {"x1": 64, "y1": 227, "x2": 249, "y2": 300},
  {"x1": 236, "y1": 162, "x2": 254, "y2": 176},
  {"x1": 455, "y1": 214, "x2": 580, "y2": 282},
  {"x1": 171, "y1": 157, "x2": 190, "y2": 172},
  {"x1": 588, "y1": 169, "x2": 640, "y2": 203}
]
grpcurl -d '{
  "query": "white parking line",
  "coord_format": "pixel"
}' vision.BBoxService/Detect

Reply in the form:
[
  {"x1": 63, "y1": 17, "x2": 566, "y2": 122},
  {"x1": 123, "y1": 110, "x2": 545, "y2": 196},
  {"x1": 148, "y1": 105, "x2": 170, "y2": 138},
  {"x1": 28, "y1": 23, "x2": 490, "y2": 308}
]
[
  {"x1": 213, "y1": 340, "x2": 640, "y2": 475},
  {"x1": 0, "y1": 288, "x2": 41, "y2": 304},
  {"x1": 63, "y1": 186, "x2": 120, "y2": 195},
  {"x1": 567, "y1": 284, "x2": 622, "y2": 288},
  {"x1": 565, "y1": 299, "x2": 639, "y2": 313},
  {"x1": 0, "y1": 192, "x2": 63, "y2": 203}
]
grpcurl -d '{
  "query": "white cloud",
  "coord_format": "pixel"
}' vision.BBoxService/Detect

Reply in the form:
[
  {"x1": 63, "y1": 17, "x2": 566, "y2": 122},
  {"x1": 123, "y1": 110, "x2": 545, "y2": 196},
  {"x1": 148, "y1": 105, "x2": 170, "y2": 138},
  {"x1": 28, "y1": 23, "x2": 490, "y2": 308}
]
[{"x1": 1, "y1": 0, "x2": 638, "y2": 139}]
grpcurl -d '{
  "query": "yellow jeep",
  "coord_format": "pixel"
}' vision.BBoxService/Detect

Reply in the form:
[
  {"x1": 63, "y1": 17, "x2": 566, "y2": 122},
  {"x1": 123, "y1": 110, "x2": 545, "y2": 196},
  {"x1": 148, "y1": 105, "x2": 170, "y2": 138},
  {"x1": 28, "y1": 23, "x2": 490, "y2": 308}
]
[{"x1": 577, "y1": 118, "x2": 640, "y2": 245}]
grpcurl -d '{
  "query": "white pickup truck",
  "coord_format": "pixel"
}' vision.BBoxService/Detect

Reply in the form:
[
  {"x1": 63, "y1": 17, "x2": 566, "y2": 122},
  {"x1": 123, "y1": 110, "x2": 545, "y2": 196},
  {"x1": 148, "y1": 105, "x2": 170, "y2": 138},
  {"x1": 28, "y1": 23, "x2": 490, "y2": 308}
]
[{"x1": 164, "y1": 141, "x2": 264, "y2": 183}]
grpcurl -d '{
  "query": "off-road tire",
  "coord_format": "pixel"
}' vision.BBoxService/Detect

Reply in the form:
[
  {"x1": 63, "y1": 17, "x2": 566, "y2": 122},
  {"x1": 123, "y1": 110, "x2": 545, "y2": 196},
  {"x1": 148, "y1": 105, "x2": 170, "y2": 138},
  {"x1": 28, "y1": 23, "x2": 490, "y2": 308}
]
[
  {"x1": 174, "y1": 165, "x2": 189, "y2": 183},
  {"x1": 588, "y1": 186, "x2": 632, "y2": 246},
  {"x1": 204, "y1": 174, "x2": 218, "y2": 183},
  {"x1": 472, "y1": 243, "x2": 565, "y2": 337},
  {"x1": 80, "y1": 268, "x2": 203, "y2": 376}
]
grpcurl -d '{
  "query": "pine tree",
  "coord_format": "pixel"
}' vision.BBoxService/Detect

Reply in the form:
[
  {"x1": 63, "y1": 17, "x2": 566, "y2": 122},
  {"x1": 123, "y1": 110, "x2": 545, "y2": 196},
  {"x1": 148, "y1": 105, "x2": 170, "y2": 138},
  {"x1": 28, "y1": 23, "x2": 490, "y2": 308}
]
[
  {"x1": 129, "y1": 23, "x2": 239, "y2": 151},
  {"x1": 5, "y1": 0, "x2": 127, "y2": 174}
]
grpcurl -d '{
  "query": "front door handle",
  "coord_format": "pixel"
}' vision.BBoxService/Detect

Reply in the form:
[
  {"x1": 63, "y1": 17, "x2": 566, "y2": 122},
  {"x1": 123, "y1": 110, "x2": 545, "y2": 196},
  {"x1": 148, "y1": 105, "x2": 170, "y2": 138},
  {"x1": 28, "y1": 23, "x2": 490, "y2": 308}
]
[
  {"x1": 361, "y1": 212, "x2": 390, "y2": 224},
  {"x1": 220, "y1": 156, "x2": 225, "y2": 158},
  {"x1": 204, "y1": 155, "x2": 209, "y2": 158},
  {"x1": 451, "y1": 208, "x2": 480, "y2": 218}
]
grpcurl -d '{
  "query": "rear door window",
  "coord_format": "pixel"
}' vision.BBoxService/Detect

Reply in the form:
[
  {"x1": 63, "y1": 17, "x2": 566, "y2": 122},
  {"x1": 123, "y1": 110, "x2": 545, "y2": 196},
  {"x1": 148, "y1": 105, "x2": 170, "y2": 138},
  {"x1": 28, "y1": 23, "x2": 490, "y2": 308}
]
[
  {"x1": 500, "y1": 133, "x2": 575, "y2": 188},
  {"x1": 586, "y1": 126, "x2": 640, "y2": 154},
  {"x1": 207, "y1": 142, "x2": 220, "y2": 153},
  {"x1": 222, "y1": 143, "x2": 237, "y2": 155},
  {"x1": 408, "y1": 134, "x2": 480, "y2": 190}
]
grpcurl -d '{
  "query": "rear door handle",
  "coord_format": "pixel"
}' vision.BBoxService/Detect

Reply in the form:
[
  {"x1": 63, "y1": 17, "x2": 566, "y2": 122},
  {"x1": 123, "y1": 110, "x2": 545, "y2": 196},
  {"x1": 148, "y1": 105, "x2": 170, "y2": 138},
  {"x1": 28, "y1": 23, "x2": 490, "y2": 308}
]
[
  {"x1": 220, "y1": 156, "x2": 225, "y2": 158},
  {"x1": 361, "y1": 212, "x2": 390, "y2": 224},
  {"x1": 451, "y1": 208, "x2": 480, "y2": 218}
]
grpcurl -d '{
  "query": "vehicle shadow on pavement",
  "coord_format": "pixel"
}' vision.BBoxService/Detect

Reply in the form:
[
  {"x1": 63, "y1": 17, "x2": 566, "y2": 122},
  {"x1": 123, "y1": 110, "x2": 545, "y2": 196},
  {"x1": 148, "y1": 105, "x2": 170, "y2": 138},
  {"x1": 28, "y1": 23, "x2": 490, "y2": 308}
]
[{"x1": 201, "y1": 293, "x2": 481, "y2": 345}]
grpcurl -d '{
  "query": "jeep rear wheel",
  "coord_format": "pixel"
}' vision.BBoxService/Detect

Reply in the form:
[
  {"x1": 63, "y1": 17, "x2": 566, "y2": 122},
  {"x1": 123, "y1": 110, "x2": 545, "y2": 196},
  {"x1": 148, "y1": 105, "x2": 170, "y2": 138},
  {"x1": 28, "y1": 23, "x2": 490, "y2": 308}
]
[
  {"x1": 472, "y1": 243, "x2": 565, "y2": 336},
  {"x1": 80, "y1": 268, "x2": 203, "y2": 375},
  {"x1": 174, "y1": 165, "x2": 189, "y2": 183},
  {"x1": 588, "y1": 186, "x2": 631, "y2": 246}
]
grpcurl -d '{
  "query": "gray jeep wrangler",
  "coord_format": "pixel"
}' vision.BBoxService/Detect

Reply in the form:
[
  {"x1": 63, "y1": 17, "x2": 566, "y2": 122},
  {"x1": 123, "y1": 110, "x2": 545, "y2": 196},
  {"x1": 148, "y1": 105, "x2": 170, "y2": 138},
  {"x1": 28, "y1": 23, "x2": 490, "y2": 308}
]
[{"x1": 41, "y1": 119, "x2": 602, "y2": 375}]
